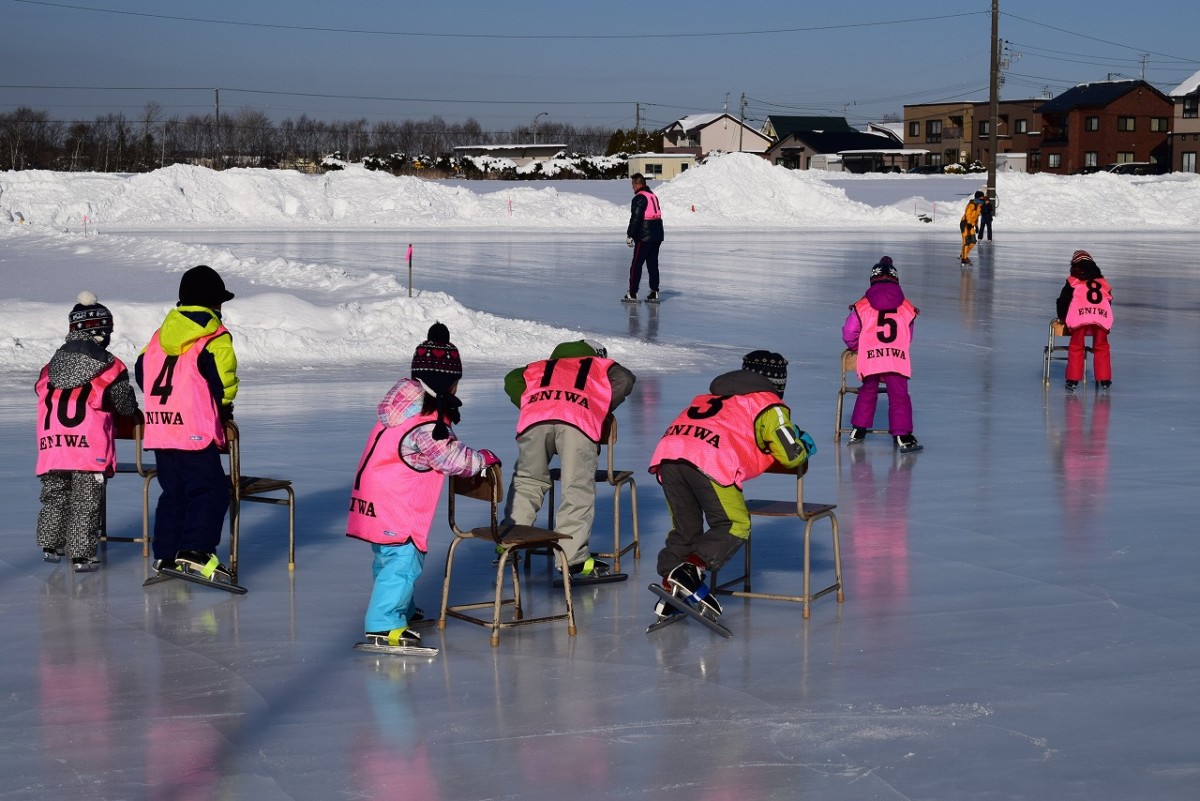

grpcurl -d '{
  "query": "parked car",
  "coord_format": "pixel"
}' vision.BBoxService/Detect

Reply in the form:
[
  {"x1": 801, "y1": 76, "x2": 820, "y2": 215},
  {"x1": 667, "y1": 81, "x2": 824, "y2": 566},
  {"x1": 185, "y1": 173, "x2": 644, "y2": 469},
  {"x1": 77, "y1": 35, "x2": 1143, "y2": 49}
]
[
  {"x1": 1104, "y1": 162, "x2": 1156, "y2": 175},
  {"x1": 907, "y1": 164, "x2": 945, "y2": 174}
]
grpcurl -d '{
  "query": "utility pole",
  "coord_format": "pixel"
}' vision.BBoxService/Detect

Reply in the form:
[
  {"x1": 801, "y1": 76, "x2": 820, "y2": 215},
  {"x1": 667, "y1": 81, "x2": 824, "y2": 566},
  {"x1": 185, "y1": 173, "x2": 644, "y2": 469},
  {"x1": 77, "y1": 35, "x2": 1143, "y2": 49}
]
[
  {"x1": 738, "y1": 93, "x2": 746, "y2": 152},
  {"x1": 635, "y1": 102, "x2": 641, "y2": 148},
  {"x1": 986, "y1": 0, "x2": 999, "y2": 201},
  {"x1": 214, "y1": 88, "x2": 221, "y2": 170}
]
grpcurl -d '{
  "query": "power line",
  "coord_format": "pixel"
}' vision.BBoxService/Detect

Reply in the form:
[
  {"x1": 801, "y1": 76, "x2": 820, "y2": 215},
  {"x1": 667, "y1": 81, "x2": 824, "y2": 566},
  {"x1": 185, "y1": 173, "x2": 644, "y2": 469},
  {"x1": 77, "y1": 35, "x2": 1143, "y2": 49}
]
[{"x1": 11, "y1": 2, "x2": 985, "y2": 40}]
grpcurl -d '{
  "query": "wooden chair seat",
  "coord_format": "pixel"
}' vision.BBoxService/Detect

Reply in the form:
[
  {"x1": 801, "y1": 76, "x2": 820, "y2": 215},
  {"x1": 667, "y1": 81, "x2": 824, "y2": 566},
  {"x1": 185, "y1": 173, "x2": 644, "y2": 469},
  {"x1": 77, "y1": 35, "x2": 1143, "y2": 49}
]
[
  {"x1": 225, "y1": 421, "x2": 296, "y2": 581},
  {"x1": 712, "y1": 461, "x2": 844, "y2": 619},
  {"x1": 440, "y1": 466, "x2": 576, "y2": 646},
  {"x1": 1043, "y1": 318, "x2": 1092, "y2": 383},
  {"x1": 100, "y1": 412, "x2": 155, "y2": 558},
  {"x1": 835, "y1": 349, "x2": 889, "y2": 440}
]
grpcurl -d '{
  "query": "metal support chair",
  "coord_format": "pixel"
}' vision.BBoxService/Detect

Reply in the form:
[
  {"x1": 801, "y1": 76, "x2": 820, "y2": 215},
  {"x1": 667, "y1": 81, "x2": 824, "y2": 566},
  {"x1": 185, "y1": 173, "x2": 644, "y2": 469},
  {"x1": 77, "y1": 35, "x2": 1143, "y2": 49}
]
[
  {"x1": 547, "y1": 414, "x2": 640, "y2": 571},
  {"x1": 440, "y1": 465, "x2": 576, "y2": 646},
  {"x1": 711, "y1": 461, "x2": 844, "y2": 619},
  {"x1": 224, "y1": 421, "x2": 296, "y2": 581},
  {"x1": 1043, "y1": 318, "x2": 1091, "y2": 383},
  {"x1": 100, "y1": 411, "x2": 155, "y2": 558},
  {"x1": 835, "y1": 349, "x2": 888, "y2": 441}
]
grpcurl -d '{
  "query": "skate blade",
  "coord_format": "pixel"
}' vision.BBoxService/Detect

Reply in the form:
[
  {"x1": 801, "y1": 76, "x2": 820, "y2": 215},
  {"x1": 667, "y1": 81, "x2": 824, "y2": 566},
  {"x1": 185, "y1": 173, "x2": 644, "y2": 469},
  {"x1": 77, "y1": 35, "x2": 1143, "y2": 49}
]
[
  {"x1": 72, "y1": 562, "x2": 99, "y2": 573},
  {"x1": 353, "y1": 642, "x2": 439, "y2": 657}
]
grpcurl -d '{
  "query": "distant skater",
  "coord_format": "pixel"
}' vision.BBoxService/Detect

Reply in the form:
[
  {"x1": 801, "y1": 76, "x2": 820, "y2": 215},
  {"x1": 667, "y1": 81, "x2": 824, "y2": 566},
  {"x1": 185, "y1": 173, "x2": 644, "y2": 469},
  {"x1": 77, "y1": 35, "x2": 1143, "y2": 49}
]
[
  {"x1": 843, "y1": 257, "x2": 923, "y2": 453},
  {"x1": 959, "y1": 191, "x2": 984, "y2": 265},
  {"x1": 1056, "y1": 250, "x2": 1113, "y2": 392},
  {"x1": 623, "y1": 173, "x2": 664, "y2": 303},
  {"x1": 978, "y1": 191, "x2": 995, "y2": 242},
  {"x1": 35, "y1": 292, "x2": 139, "y2": 572}
]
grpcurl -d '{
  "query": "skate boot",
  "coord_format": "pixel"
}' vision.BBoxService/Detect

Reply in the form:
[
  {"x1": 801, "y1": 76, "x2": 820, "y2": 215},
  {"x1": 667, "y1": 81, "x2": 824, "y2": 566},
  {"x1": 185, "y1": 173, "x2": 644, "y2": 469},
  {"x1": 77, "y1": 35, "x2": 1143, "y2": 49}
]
[
  {"x1": 42, "y1": 548, "x2": 63, "y2": 563},
  {"x1": 175, "y1": 550, "x2": 224, "y2": 580},
  {"x1": 894, "y1": 434, "x2": 924, "y2": 454},
  {"x1": 71, "y1": 556, "x2": 99, "y2": 573},
  {"x1": 652, "y1": 579, "x2": 683, "y2": 621},
  {"x1": 848, "y1": 427, "x2": 867, "y2": 444},
  {"x1": 570, "y1": 557, "x2": 614, "y2": 578},
  {"x1": 1065, "y1": 380, "x2": 1078, "y2": 393},
  {"x1": 621, "y1": 292, "x2": 639, "y2": 303},
  {"x1": 364, "y1": 628, "x2": 422, "y2": 648},
  {"x1": 666, "y1": 563, "x2": 723, "y2": 617}
]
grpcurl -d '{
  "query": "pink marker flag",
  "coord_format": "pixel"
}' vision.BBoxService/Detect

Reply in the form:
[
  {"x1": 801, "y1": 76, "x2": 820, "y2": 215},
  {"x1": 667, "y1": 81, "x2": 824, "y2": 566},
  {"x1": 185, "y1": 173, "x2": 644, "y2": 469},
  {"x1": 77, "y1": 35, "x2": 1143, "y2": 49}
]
[{"x1": 406, "y1": 244, "x2": 413, "y2": 261}]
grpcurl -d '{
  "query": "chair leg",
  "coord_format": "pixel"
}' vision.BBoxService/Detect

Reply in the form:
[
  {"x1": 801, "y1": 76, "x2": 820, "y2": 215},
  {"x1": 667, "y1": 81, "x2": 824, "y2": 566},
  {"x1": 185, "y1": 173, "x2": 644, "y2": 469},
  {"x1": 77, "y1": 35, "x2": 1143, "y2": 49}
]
[
  {"x1": 141, "y1": 475, "x2": 154, "y2": 558},
  {"x1": 554, "y1": 545, "x2": 577, "y2": 637},
  {"x1": 439, "y1": 538, "x2": 464, "y2": 630},
  {"x1": 835, "y1": 390, "x2": 845, "y2": 440},
  {"x1": 802, "y1": 519, "x2": 813, "y2": 620},
  {"x1": 629, "y1": 480, "x2": 640, "y2": 559},
  {"x1": 830, "y1": 516, "x2": 845, "y2": 604}
]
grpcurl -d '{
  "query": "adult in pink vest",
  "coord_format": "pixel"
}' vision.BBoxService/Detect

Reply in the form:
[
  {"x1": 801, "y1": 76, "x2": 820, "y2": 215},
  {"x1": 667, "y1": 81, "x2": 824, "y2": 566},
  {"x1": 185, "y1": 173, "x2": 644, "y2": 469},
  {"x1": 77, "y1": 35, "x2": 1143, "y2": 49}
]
[
  {"x1": 1056, "y1": 249, "x2": 1114, "y2": 392},
  {"x1": 503, "y1": 340, "x2": 636, "y2": 581},
  {"x1": 842, "y1": 257, "x2": 923, "y2": 453},
  {"x1": 649, "y1": 351, "x2": 815, "y2": 619},
  {"x1": 136, "y1": 265, "x2": 238, "y2": 579},
  {"x1": 35, "y1": 292, "x2": 139, "y2": 572},
  {"x1": 623, "y1": 173, "x2": 665, "y2": 303},
  {"x1": 347, "y1": 323, "x2": 499, "y2": 649}
]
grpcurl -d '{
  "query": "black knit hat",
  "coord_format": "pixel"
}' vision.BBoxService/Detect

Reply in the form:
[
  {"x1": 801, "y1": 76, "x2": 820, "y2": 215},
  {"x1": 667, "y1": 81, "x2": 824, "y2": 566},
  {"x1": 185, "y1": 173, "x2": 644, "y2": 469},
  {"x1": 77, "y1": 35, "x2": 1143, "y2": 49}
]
[
  {"x1": 68, "y1": 290, "x2": 114, "y2": 340},
  {"x1": 412, "y1": 322, "x2": 463, "y2": 439},
  {"x1": 178, "y1": 265, "x2": 235, "y2": 308},
  {"x1": 742, "y1": 350, "x2": 788, "y2": 395},
  {"x1": 1070, "y1": 249, "x2": 1102, "y2": 279},
  {"x1": 870, "y1": 256, "x2": 898, "y2": 283}
]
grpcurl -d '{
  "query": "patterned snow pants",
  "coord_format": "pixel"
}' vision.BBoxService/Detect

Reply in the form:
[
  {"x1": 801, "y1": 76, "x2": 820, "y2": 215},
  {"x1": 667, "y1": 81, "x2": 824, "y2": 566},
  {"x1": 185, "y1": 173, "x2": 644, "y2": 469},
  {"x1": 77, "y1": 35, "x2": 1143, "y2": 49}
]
[{"x1": 37, "y1": 470, "x2": 106, "y2": 559}]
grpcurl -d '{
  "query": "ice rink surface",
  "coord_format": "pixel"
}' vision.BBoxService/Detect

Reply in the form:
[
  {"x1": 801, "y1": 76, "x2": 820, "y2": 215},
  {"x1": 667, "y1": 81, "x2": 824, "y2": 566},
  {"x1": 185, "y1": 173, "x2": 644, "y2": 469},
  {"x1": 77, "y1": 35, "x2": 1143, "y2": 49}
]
[{"x1": 2, "y1": 227, "x2": 1198, "y2": 800}]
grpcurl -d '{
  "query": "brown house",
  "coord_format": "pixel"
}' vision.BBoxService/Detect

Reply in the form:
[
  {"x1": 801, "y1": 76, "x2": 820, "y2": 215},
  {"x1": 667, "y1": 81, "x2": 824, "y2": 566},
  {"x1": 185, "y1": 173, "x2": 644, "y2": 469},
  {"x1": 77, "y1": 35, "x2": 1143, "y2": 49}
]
[
  {"x1": 902, "y1": 100, "x2": 1043, "y2": 168},
  {"x1": 1168, "y1": 69, "x2": 1200, "y2": 173},
  {"x1": 1032, "y1": 80, "x2": 1172, "y2": 174}
]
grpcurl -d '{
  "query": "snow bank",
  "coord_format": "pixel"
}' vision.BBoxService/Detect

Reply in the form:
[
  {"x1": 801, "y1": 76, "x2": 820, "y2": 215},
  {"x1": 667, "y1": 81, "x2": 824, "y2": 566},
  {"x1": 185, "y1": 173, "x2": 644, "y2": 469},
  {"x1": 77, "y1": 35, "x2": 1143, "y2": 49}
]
[{"x1": 3, "y1": 152, "x2": 1199, "y2": 232}]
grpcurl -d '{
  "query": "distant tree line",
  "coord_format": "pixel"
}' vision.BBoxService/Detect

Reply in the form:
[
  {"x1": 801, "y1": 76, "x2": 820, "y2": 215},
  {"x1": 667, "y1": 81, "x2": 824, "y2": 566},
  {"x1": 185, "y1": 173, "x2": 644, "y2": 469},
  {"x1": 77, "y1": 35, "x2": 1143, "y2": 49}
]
[{"x1": 0, "y1": 103, "x2": 658, "y2": 176}]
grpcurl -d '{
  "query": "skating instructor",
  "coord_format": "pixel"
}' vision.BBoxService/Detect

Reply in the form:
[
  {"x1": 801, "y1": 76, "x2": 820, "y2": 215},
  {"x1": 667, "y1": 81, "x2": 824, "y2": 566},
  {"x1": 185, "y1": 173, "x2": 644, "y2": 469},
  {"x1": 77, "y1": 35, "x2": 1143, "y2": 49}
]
[{"x1": 623, "y1": 173, "x2": 664, "y2": 303}]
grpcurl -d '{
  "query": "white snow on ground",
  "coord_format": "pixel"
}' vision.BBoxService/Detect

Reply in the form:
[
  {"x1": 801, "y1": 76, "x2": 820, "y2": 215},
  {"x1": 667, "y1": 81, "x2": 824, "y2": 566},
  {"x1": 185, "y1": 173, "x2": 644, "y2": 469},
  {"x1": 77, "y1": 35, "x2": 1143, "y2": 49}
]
[{"x1": 2, "y1": 151, "x2": 1198, "y2": 375}]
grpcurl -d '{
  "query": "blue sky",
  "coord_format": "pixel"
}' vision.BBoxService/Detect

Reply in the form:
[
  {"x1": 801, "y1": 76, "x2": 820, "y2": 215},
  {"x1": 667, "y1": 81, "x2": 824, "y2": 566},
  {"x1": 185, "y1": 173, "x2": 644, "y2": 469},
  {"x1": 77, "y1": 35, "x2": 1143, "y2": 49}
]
[{"x1": 3, "y1": 0, "x2": 1198, "y2": 134}]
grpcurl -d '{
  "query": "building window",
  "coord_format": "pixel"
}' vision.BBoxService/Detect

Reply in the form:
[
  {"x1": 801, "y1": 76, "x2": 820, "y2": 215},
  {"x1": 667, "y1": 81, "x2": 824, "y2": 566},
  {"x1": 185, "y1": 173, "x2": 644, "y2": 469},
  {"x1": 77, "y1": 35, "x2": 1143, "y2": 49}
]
[
  {"x1": 1048, "y1": 153, "x2": 1061, "y2": 168},
  {"x1": 925, "y1": 120, "x2": 942, "y2": 143},
  {"x1": 680, "y1": 163, "x2": 689, "y2": 172},
  {"x1": 1085, "y1": 152, "x2": 1098, "y2": 168},
  {"x1": 1116, "y1": 152, "x2": 1135, "y2": 163},
  {"x1": 1185, "y1": 97, "x2": 1199, "y2": 119},
  {"x1": 1015, "y1": 119, "x2": 1028, "y2": 134},
  {"x1": 908, "y1": 121, "x2": 920, "y2": 138},
  {"x1": 1182, "y1": 152, "x2": 1197, "y2": 172},
  {"x1": 1117, "y1": 116, "x2": 1136, "y2": 131},
  {"x1": 644, "y1": 163, "x2": 663, "y2": 176},
  {"x1": 1150, "y1": 117, "x2": 1169, "y2": 132},
  {"x1": 1085, "y1": 116, "x2": 1100, "y2": 132},
  {"x1": 979, "y1": 120, "x2": 990, "y2": 136}
]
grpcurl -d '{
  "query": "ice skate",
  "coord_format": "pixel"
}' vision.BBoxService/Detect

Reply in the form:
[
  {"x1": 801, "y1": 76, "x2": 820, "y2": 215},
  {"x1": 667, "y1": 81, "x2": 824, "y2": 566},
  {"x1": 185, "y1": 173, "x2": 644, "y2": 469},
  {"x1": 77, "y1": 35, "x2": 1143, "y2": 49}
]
[
  {"x1": 71, "y1": 556, "x2": 99, "y2": 573},
  {"x1": 159, "y1": 550, "x2": 247, "y2": 594},
  {"x1": 354, "y1": 627, "x2": 438, "y2": 657},
  {"x1": 646, "y1": 582, "x2": 732, "y2": 638},
  {"x1": 894, "y1": 434, "x2": 924, "y2": 454},
  {"x1": 42, "y1": 548, "x2": 63, "y2": 564},
  {"x1": 665, "y1": 563, "x2": 722, "y2": 617},
  {"x1": 553, "y1": 556, "x2": 627, "y2": 587},
  {"x1": 621, "y1": 292, "x2": 639, "y2": 303},
  {"x1": 848, "y1": 427, "x2": 867, "y2": 444}
]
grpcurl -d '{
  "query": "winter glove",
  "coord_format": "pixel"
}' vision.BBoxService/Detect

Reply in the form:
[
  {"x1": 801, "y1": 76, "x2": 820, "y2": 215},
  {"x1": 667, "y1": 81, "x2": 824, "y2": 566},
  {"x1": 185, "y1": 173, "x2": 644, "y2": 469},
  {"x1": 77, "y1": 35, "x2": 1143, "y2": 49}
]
[
  {"x1": 798, "y1": 430, "x2": 817, "y2": 457},
  {"x1": 626, "y1": 237, "x2": 635, "y2": 247},
  {"x1": 478, "y1": 449, "x2": 501, "y2": 474}
]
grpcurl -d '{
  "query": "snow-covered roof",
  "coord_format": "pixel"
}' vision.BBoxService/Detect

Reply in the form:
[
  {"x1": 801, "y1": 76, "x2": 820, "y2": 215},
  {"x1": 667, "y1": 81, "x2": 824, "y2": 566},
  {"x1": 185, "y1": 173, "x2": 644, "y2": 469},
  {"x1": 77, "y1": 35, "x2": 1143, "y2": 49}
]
[
  {"x1": 667, "y1": 113, "x2": 729, "y2": 132},
  {"x1": 1170, "y1": 68, "x2": 1200, "y2": 97}
]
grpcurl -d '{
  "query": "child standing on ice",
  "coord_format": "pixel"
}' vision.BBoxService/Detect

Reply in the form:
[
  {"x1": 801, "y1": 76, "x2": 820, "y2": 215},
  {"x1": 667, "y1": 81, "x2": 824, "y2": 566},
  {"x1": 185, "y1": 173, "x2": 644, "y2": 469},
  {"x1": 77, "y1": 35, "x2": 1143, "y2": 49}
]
[
  {"x1": 35, "y1": 292, "x2": 140, "y2": 571},
  {"x1": 959, "y1": 191, "x2": 984, "y2": 265},
  {"x1": 1056, "y1": 249, "x2": 1114, "y2": 392},
  {"x1": 137, "y1": 265, "x2": 239, "y2": 579},
  {"x1": 346, "y1": 323, "x2": 500, "y2": 650},
  {"x1": 843, "y1": 257, "x2": 923, "y2": 453},
  {"x1": 648, "y1": 351, "x2": 815, "y2": 621}
]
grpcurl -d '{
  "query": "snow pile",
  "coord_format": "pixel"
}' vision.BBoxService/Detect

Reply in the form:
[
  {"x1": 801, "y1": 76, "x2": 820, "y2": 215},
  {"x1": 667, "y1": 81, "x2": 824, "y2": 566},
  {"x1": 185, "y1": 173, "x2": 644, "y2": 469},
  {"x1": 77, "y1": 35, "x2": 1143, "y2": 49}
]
[
  {"x1": 3, "y1": 152, "x2": 1199, "y2": 232},
  {"x1": 658, "y1": 152, "x2": 914, "y2": 227},
  {"x1": 0, "y1": 226, "x2": 698, "y2": 376}
]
